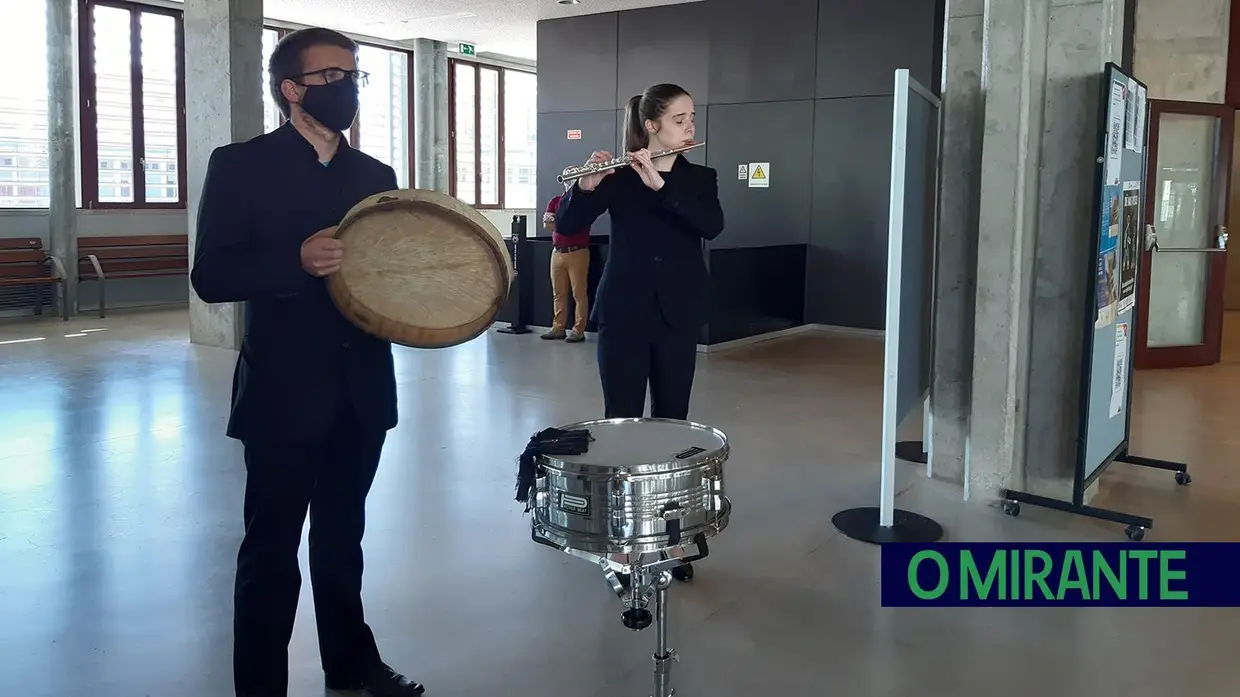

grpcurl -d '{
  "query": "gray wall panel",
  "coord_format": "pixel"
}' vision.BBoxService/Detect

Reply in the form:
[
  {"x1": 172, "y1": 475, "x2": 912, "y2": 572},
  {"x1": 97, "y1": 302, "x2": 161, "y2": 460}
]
[
  {"x1": 616, "y1": 3, "x2": 710, "y2": 107},
  {"x1": 706, "y1": 0, "x2": 819, "y2": 104},
  {"x1": 815, "y1": 0, "x2": 941, "y2": 99},
  {"x1": 536, "y1": 14, "x2": 619, "y2": 114},
  {"x1": 704, "y1": 101, "x2": 813, "y2": 249},
  {"x1": 805, "y1": 96, "x2": 893, "y2": 329},
  {"x1": 536, "y1": 110, "x2": 620, "y2": 237}
]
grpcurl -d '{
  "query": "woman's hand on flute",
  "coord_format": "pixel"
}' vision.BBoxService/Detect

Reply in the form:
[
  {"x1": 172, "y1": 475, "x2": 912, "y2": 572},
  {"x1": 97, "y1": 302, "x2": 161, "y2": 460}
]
[
  {"x1": 629, "y1": 149, "x2": 664, "y2": 191},
  {"x1": 578, "y1": 150, "x2": 615, "y2": 192}
]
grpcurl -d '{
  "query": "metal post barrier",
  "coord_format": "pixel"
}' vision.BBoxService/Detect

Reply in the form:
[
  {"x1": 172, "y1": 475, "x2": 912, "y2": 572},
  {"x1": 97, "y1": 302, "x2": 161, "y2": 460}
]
[{"x1": 497, "y1": 214, "x2": 533, "y2": 335}]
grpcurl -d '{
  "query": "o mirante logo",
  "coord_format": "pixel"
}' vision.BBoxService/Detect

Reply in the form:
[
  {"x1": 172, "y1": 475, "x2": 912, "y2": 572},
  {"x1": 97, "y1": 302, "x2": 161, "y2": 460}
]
[{"x1": 880, "y1": 542, "x2": 1240, "y2": 607}]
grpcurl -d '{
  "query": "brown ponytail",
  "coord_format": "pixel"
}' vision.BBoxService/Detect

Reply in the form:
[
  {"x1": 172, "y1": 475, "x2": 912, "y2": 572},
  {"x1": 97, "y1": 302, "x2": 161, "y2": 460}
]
[
  {"x1": 623, "y1": 83, "x2": 691, "y2": 153},
  {"x1": 623, "y1": 94, "x2": 646, "y2": 152}
]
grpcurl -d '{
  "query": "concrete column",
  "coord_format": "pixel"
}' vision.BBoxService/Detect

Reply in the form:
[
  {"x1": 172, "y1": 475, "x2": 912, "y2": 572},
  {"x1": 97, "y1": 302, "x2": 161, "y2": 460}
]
[
  {"x1": 184, "y1": 0, "x2": 265, "y2": 349},
  {"x1": 928, "y1": 0, "x2": 985, "y2": 485},
  {"x1": 47, "y1": 0, "x2": 77, "y2": 317},
  {"x1": 412, "y1": 38, "x2": 450, "y2": 193},
  {"x1": 967, "y1": 0, "x2": 1125, "y2": 500}
]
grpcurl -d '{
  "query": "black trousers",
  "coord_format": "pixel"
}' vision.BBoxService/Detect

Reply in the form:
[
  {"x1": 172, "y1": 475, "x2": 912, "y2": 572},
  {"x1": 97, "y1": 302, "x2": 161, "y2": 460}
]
[
  {"x1": 233, "y1": 406, "x2": 385, "y2": 697},
  {"x1": 596, "y1": 319, "x2": 699, "y2": 419}
]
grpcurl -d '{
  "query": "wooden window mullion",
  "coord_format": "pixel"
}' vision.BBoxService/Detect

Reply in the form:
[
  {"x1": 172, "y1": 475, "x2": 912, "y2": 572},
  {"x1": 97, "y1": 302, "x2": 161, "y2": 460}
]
[
  {"x1": 129, "y1": 6, "x2": 145, "y2": 205},
  {"x1": 78, "y1": 0, "x2": 98, "y2": 208},
  {"x1": 175, "y1": 14, "x2": 186, "y2": 205},
  {"x1": 447, "y1": 59, "x2": 456, "y2": 197},
  {"x1": 497, "y1": 68, "x2": 506, "y2": 209},
  {"x1": 473, "y1": 64, "x2": 481, "y2": 204},
  {"x1": 407, "y1": 51, "x2": 415, "y2": 189}
]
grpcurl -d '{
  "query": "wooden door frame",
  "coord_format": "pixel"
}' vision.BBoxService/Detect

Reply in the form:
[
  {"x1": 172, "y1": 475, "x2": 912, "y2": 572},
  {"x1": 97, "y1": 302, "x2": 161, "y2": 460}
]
[{"x1": 1135, "y1": 99, "x2": 1234, "y2": 370}]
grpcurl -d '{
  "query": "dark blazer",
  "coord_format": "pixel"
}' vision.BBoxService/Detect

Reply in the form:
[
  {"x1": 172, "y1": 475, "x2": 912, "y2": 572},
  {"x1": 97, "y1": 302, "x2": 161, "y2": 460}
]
[
  {"x1": 190, "y1": 123, "x2": 400, "y2": 443},
  {"x1": 554, "y1": 155, "x2": 724, "y2": 332}
]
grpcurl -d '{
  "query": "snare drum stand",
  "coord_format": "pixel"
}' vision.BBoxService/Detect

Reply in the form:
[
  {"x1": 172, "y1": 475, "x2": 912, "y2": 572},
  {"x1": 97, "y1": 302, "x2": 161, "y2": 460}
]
[{"x1": 605, "y1": 559, "x2": 684, "y2": 697}]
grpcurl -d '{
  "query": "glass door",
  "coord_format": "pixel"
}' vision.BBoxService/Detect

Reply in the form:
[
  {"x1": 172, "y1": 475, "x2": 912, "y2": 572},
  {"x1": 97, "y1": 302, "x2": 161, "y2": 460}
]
[{"x1": 1136, "y1": 100, "x2": 1234, "y2": 370}]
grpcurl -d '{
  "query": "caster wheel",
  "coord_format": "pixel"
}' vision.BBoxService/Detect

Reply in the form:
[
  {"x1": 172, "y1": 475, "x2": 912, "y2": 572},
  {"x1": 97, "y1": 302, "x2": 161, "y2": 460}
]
[
  {"x1": 1175, "y1": 471, "x2": 1192, "y2": 486},
  {"x1": 1001, "y1": 500, "x2": 1020, "y2": 517},
  {"x1": 671, "y1": 563, "x2": 694, "y2": 582},
  {"x1": 622, "y1": 608, "x2": 652, "y2": 630},
  {"x1": 1125, "y1": 525, "x2": 1146, "y2": 542}
]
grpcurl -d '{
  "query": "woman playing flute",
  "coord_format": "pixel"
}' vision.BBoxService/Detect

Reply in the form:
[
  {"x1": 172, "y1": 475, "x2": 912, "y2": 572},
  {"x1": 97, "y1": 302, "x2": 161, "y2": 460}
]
[{"x1": 554, "y1": 83, "x2": 725, "y2": 423}]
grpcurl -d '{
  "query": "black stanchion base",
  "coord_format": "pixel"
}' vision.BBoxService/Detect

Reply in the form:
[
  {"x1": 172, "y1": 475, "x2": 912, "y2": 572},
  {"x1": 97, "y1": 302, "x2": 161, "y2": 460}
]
[
  {"x1": 895, "y1": 440, "x2": 928, "y2": 464},
  {"x1": 999, "y1": 489, "x2": 1154, "y2": 541},
  {"x1": 1117, "y1": 453, "x2": 1192, "y2": 485},
  {"x1": 832, "y1": 507, "x2": 944, "y2": 544},
  {"x1": 496, "y1": 325, "x2": 532, "y2": 335}
]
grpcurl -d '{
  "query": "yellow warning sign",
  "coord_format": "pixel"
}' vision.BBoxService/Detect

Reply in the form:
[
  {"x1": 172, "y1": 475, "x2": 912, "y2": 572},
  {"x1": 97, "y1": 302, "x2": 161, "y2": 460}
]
[{"x1": 747, "y1": 162, "x2": 769, "y2": 188}]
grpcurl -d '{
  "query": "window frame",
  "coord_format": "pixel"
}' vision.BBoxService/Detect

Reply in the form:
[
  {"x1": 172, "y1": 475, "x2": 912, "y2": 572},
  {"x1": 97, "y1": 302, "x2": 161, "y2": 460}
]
[
  {"x1": 448, "y1": 58, "x2": 534, "y2": 210},
  {"x1": 350, "y1": 39, "x2": 416, "y2": 188},
  {"x1": 77, "y1": 0, "x2": 187, "y2": 210},
  {"x1": 266, "y1": 29, "x2": 416, "y2": 187}
]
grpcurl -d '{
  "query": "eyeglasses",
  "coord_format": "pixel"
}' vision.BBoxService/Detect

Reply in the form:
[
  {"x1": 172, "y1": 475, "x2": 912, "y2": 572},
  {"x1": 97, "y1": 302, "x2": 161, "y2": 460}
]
[{"x1": 291, "y1": 68, "x2": 370, "y2": 88}]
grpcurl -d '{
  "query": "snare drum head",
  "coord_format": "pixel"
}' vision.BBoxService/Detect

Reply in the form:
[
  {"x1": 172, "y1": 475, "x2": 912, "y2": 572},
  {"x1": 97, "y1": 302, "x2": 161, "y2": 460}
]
[{"x1": 549, "y1": 418, "x2": 727, "y2": 468}]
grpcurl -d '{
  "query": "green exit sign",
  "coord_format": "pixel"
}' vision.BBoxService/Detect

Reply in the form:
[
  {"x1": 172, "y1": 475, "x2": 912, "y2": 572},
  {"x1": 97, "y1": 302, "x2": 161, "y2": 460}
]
[{"x1": 458, "y1": 43, "x2": 476, "y2": 56}]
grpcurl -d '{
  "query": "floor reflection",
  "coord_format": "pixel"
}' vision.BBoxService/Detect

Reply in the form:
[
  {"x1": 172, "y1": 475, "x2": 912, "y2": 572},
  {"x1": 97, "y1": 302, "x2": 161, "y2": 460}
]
[{"x1": 0, "y1": 308, "x2": 1236, "y2": 697}]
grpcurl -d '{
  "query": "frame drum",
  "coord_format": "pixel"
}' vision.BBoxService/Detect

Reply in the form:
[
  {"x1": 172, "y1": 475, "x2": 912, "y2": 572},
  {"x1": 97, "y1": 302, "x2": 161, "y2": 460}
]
[
  {"x1": 326, "y1": 188, "x2": 514, "y2": 349},
  {"x1": 532, "y1": 418, "x2": 731, "y2": 556}
]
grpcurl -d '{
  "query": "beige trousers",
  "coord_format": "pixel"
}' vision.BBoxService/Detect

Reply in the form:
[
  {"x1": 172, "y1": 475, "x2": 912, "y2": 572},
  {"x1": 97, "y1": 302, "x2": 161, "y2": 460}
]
[{"x1": 550, "y1": 248, "x2": 589, "y2": 333}]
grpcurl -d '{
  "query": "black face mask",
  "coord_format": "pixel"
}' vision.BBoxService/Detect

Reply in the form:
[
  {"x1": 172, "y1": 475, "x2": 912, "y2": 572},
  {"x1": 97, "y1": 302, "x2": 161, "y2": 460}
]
[{"x1": 298, "y1": 80, "x2": 358, "y2": 133}]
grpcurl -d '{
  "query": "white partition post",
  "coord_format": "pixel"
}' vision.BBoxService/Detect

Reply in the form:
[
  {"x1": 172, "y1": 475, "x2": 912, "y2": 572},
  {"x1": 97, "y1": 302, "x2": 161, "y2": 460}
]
[{"x1": 832, "y1": 69, "x2": 944, "y2": 545}]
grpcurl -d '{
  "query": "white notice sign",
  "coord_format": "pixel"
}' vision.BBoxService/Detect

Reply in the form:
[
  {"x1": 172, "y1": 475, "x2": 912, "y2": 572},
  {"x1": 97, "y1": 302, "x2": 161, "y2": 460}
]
[
  {"x1": 1124, "y1": 78, "x2": 1138, "y2": 151},
  {"x1": 748, "y1": 162, "x2": 769, "y2": 188},
  {"x1": 1105, "y1": 81, "x2": 1125, "y2": 185},
  {"x1": 1134, "y1": 85, "x2": 1147, "y2": 154},
  {"x1": 737, "y1": 164, "x2": 748, "y2": 180},
  {"x1": 1110, "y1": 322, "x2": 1129, "y2": 418},
  {"x1": 566, "y1": 129, "x2": 582, "y2": 140}
]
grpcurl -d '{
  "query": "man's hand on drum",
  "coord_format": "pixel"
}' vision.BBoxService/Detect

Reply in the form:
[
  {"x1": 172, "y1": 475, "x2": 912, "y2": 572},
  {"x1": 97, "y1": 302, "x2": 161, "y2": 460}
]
[{"x1": 301, "y1": 226, "x2": 343, "y2": 276}]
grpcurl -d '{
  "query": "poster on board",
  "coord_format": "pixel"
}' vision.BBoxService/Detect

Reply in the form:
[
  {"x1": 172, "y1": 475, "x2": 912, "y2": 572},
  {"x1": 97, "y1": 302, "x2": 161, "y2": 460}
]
[
  {"x1": 1096, "y1": 184, "x2": 1122, "y2": 327},
  {"x1": 1119, "y1": 181, "x2": 1141, "y2": 313},
  {"x1": 1105, "y1": 80, "x2": 1126, "y2": 184},
  {"x1": 1134, "y1": 85, "x2": 1147, "y2": 154},
  {"x1": 1124, "y1": 78, "x2": 1138, "y2": 151},
  {"x1": 1110, "y1": 322, "x2": 1130, "y2": 417}
]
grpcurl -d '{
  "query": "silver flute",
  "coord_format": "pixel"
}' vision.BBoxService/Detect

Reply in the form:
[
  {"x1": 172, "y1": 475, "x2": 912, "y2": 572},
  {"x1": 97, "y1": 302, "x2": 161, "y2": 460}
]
[{"x1": 557, "y1": 141, "x2": 706, "y2": 184}]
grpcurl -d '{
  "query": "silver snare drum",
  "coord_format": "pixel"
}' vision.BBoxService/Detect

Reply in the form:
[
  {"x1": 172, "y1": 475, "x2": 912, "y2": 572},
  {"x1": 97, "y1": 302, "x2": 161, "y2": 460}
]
[{"x1": 530, "y1": 418, "x2": 731, "y2": 556}]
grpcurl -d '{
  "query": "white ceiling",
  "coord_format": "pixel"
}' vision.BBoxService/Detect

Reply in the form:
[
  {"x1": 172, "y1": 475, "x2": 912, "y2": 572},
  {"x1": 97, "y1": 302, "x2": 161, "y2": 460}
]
[{"x1": 260, "y1": 0, "x2": 702, "y2": 62}]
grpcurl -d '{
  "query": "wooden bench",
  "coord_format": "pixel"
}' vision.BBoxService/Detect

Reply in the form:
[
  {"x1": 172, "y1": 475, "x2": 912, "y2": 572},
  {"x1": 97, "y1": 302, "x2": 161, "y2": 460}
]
[
  {"x1": 0, "y1": 237, "x2": 67, "y2": 321},
  {"x1": 78, "y1": 234, "x2": 189, "y2": 318}
]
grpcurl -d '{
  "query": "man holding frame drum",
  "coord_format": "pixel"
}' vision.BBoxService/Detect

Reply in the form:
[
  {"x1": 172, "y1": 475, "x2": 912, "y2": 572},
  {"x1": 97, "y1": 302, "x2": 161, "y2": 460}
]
[{"x1": 190, "y1": 28, "x2": 424, "y2": 697}]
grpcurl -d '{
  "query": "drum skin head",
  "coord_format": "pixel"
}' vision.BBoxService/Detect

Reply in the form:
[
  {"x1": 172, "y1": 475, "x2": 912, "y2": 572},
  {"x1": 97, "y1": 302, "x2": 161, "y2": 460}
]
[{"x1": 327, "y1": 188, "x2": 514, "y2": 349}]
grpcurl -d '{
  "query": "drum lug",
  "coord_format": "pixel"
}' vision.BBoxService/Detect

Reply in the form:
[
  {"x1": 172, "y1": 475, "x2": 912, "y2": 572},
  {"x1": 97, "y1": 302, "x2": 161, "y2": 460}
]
[{"x1": 660, "y1": 502, "x2": 684, "y2": 547}]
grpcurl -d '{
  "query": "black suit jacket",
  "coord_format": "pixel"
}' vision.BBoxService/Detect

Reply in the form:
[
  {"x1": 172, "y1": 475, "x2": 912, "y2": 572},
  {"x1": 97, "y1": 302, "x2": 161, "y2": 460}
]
[
  {"x1": 190, "y1": 123, "x2": 400, "y2": 443},
  {"x1": 554, "y1": 155, "x2": 724, "y2": 332}
]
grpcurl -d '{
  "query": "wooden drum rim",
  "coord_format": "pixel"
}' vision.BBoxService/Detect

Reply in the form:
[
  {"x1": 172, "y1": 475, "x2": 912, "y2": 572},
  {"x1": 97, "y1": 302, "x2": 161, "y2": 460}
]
[{"x1": 325, "y1": 188, "x2": 514, "y2": 349}]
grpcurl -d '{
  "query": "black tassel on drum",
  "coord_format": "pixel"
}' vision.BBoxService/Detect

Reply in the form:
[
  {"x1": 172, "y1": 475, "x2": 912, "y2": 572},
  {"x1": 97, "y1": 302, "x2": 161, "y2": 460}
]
[{"x1": 515, "y1": 427, "x2": 593, "y2": 507}]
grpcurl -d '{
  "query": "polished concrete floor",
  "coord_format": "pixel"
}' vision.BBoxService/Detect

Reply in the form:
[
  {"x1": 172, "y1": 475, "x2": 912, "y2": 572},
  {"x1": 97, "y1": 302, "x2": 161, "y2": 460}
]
[{"x1": 0, "y1": 308, "x2": 1236, "y2": 697}]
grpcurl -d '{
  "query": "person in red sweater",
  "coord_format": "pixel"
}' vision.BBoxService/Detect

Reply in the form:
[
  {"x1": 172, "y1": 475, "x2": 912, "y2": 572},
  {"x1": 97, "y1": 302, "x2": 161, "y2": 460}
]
[{"x1": 541, "y1": 183, "x2": 591, "y2": 342}]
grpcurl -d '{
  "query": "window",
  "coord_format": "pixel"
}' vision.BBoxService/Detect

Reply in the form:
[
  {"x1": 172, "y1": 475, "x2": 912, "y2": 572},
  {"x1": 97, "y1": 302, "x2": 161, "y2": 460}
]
[
  {"x1": 355, "y1": 45, "x2": 411, "y2": 188},
  {"x1": 258, "y1": 33, "x2": 412, "y2": 187},
  {"x1": 262, "y1": 28, "x2": 286, "y2": 134},
  {"x1": 449, "y1": 59, "x2": 537, "y2": 209},
  {"x1": 0, "y1": 0, "x2": 51, "y2": 208},
  {"x1": 502, "y1": 70, "x2": 537, "y2": 209},
  {"x1": 79, "y1": 0, "x2": 186, "y2": 209}
]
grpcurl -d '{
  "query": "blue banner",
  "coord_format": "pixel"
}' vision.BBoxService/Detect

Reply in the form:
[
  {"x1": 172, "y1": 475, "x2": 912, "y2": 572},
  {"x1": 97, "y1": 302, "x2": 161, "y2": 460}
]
[{"x1": 880, "y1": 543, "x2": 1240, "y2": 606}]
